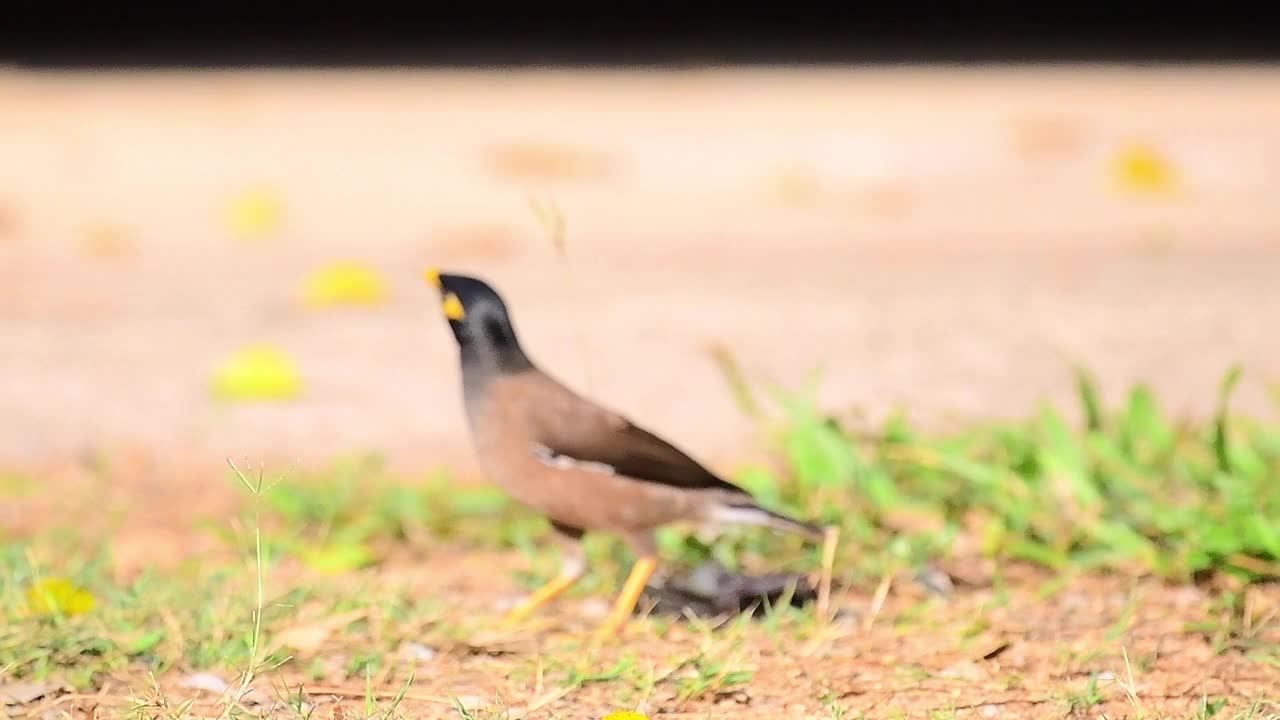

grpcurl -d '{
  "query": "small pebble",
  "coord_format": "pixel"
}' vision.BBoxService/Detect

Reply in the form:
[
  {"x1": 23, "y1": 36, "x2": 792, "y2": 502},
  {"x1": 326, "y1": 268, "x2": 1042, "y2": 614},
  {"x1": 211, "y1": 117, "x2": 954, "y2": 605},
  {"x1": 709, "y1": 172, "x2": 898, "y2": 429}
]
[
  {"x1": 403, "y1": 642, "x2": 437, "y2": 662},
  {"x1": 0, "y1": 681, "x2": 58, "y2": 705},
  {"x1": 914, "y1": 566, "x2": 955, "y2": 596},
  {"x1": 177, "y1": 673, "x2": 229, "y2": 694}
]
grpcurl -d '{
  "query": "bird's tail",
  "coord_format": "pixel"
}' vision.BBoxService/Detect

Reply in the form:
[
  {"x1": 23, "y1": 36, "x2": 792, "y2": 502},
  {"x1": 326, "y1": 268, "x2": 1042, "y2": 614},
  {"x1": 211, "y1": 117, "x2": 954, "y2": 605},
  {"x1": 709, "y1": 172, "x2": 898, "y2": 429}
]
[{"x1": 709, "y1": 502, "x2": 827, "y2": 543}]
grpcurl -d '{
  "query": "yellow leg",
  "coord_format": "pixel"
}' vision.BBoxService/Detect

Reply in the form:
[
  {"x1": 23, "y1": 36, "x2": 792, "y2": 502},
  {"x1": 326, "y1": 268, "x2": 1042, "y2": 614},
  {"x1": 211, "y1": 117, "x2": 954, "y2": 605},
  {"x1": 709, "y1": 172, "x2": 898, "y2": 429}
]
[
  {"x1": 501, "y1": 558, "x2": 583, "y2": 620},
  {"x1": 591, "y1": 555, "x2": 659, "y2": 642},
  {"x1": 504, "y1": 568, "x2": 581, "y2": 620},
  {"x1": 502, "y1": 525, "x2": 585, "y2": 627}
]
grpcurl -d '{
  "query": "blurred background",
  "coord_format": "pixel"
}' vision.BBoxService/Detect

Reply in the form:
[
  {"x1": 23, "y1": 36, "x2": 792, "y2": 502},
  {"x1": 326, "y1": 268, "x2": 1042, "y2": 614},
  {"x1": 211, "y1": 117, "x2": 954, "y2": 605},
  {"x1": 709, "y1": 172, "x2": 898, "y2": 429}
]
[
  {"x1": 2, "y1": 24, "x2": 1280, "y2": 717},
  {"x1": 2, "y1": 27, "x2": 1278, "y2": 483}
]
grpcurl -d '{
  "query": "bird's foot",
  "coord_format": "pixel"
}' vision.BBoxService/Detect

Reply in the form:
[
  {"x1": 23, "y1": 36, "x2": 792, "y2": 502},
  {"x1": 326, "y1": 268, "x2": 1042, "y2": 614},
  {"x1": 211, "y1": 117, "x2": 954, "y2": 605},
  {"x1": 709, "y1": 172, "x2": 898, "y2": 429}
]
[
  {"x1": 588, "y1": 612, "x2": 631, "y2": 645},
  {"x1": 499, "y1": 608, "x2": 531, "y2": 628}
]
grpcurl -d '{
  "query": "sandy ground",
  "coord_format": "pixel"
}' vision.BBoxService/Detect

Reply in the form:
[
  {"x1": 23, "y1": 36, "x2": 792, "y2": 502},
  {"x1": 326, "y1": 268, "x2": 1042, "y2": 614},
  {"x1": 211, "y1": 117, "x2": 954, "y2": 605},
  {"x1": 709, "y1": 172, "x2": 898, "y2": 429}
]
[{"x1": 2, "y1": 65, "x2": 1279, "y2": 479}]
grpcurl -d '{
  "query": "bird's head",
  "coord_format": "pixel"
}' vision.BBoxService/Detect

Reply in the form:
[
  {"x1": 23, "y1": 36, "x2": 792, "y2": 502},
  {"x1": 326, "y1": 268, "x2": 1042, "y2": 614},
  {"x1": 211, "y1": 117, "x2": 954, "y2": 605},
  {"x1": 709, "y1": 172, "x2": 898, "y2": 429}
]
[{"x1": 424, "y1": 268, "x2": 531, "y2": 372}]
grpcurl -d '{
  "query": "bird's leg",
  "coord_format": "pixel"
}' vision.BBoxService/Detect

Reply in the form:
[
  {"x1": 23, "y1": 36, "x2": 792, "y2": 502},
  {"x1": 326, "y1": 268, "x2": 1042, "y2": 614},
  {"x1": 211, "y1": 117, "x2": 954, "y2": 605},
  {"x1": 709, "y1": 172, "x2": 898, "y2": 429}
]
[
  {"x1": 504, "y1": 562, "x2": 583, "y2": 623},
  {"x1": 504, "y1": 522, "x2": 584, "y2": 624},
  {"x1": 591, "y1": 555, "x2": 659, "y2": 642}
]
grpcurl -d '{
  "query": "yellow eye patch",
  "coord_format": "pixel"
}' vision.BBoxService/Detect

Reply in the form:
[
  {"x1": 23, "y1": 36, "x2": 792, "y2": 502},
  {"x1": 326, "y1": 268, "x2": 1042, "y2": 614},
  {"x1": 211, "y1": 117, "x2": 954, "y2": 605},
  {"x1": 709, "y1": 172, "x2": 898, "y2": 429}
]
[
  {"x1": 442, "y1": 292, "x2": 465, "y2": 320},
  {"x1": 423, "y1": 267, "x2": 441, "y2": 288}
]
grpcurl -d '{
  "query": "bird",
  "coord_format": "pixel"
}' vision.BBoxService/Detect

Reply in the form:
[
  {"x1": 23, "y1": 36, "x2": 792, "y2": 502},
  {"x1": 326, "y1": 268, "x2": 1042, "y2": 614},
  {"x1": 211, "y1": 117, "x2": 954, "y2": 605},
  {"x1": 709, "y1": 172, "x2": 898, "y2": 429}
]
[{"x1": 423, "y1": 267, "x2": 825, "y2": 641}]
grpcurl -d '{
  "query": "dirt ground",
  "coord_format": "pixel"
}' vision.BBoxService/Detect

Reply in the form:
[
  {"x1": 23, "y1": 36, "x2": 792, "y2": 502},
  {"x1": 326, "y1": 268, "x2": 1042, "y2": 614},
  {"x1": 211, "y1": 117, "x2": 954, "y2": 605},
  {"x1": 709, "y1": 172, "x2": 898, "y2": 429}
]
[
  {"x1": 2, "y1": 65, "x2": 1279, "y2": 479},
  {"x1": 16, "y1": 555, "x2": 1280, "y2": 719},
  {"x1": 2, "y1": 448, "x2": 1271, "y2": 718}
]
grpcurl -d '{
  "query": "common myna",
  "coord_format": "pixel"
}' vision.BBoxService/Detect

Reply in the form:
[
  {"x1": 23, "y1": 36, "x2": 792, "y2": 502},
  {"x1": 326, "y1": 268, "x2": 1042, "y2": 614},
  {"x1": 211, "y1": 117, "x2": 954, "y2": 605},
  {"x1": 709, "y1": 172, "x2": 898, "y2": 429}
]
[{"x1": 424, "y1": 268, "x2": 824, "y2": 641}]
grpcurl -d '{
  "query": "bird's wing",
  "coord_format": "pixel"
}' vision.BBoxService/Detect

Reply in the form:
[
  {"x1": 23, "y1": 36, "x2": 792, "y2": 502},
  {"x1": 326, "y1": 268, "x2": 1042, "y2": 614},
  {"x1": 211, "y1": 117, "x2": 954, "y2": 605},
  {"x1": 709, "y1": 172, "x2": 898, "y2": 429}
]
[{"x1": 522, "y1": 371, "x2": 750, "y2": 495}]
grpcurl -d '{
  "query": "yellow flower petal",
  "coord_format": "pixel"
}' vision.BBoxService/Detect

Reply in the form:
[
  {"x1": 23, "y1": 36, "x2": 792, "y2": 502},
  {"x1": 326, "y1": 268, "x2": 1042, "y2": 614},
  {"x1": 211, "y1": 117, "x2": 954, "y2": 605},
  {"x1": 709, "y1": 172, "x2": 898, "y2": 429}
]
[
  {"x1": 210, "y1": 344, "x2": 302, "y2": 401},
  {"x1": 26, "y1": 578, "x2": 96, "y2": 616},
  {"x1": 225, "y1": 186, "x2": 283, "y2": 240},
  {"x1": 302, "y1": 262, "x2": 388, "y2": 307},
  {"x1": 1112, "y1": 143, "x2": 1178, "y2": 196}
]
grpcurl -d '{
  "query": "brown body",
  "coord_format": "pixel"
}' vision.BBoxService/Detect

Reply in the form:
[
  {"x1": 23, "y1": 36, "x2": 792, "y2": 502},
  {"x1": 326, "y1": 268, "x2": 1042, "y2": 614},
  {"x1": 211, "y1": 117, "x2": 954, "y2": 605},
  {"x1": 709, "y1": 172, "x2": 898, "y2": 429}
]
[
  {"x1": 424, "y1": 268, "x2": 823, "y2": 641},
  {"x1": 466, "y1": 369, "x2": 744, "y2": 554}
]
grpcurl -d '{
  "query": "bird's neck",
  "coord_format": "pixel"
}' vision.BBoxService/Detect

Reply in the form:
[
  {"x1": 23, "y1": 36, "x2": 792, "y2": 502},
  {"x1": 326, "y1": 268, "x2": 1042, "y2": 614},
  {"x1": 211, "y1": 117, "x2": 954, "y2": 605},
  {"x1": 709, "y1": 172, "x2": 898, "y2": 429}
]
[
  {"x1": 459, "y1": 342, "x2": 535, "y2": 434},
  {"x1": 459, "y1": 341, "x2": 534, "y2": 377}
]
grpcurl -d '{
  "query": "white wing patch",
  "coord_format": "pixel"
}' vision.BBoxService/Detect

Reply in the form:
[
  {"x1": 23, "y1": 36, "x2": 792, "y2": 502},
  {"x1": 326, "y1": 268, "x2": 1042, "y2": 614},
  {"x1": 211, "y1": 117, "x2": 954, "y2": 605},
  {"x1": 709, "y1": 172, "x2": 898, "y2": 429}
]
[
  {"x1": 531, "y1": 443, "x2": 617, "y2": 476},
  {"x1": 706, "y1": 504, "x2": 771, "y2": 527}
]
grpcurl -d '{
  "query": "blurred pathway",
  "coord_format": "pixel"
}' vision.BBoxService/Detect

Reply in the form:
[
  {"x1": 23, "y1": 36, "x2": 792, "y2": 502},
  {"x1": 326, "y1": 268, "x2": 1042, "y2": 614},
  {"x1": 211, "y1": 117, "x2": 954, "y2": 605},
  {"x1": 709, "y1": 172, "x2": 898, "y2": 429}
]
[{"x1": 2, "y1": 67, "x2": 1277, "y2": 474}]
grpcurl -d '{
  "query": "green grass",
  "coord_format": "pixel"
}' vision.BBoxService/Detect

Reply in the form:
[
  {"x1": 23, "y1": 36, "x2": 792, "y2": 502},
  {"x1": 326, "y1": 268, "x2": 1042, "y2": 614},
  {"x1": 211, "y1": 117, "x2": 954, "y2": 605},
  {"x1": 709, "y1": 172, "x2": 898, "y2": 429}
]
[
  {"x1": 202, "y1": 455, "x2": 548, "y2": 577},
  {"x1": 0, "y1": 537, "x2": 455, "y2": 704},
  {"x1": 77, "y1": 360, "x2": 1280, "y2": 594},
  {"x1": 2, "y1": 361, "x2": 1278, "y2": 716},
  {"x1": 711, "y1": 358, "x2": 1280, "y2": 585},
  {"x1": 242, "y1": 357, "x2": 1273, "y2": 597}
]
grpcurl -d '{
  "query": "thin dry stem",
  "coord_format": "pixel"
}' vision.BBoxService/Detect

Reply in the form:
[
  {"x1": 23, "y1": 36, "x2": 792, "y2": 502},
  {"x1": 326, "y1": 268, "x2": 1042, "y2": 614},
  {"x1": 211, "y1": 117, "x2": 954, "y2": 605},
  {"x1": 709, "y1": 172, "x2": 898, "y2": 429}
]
[
  {"x1": 817, "y1": 524, "x2": 840, "y2": 626},
  {"x1": 863, "y1": 569, "x2": 895, "y2": 633}
]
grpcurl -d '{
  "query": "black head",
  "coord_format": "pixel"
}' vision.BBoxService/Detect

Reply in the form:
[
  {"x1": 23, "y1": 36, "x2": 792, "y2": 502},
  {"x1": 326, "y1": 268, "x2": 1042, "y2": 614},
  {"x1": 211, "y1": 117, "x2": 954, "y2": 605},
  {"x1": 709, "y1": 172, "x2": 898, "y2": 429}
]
[{"x1": 424, "y1": 268, "x2": 533, "y2": 374}]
